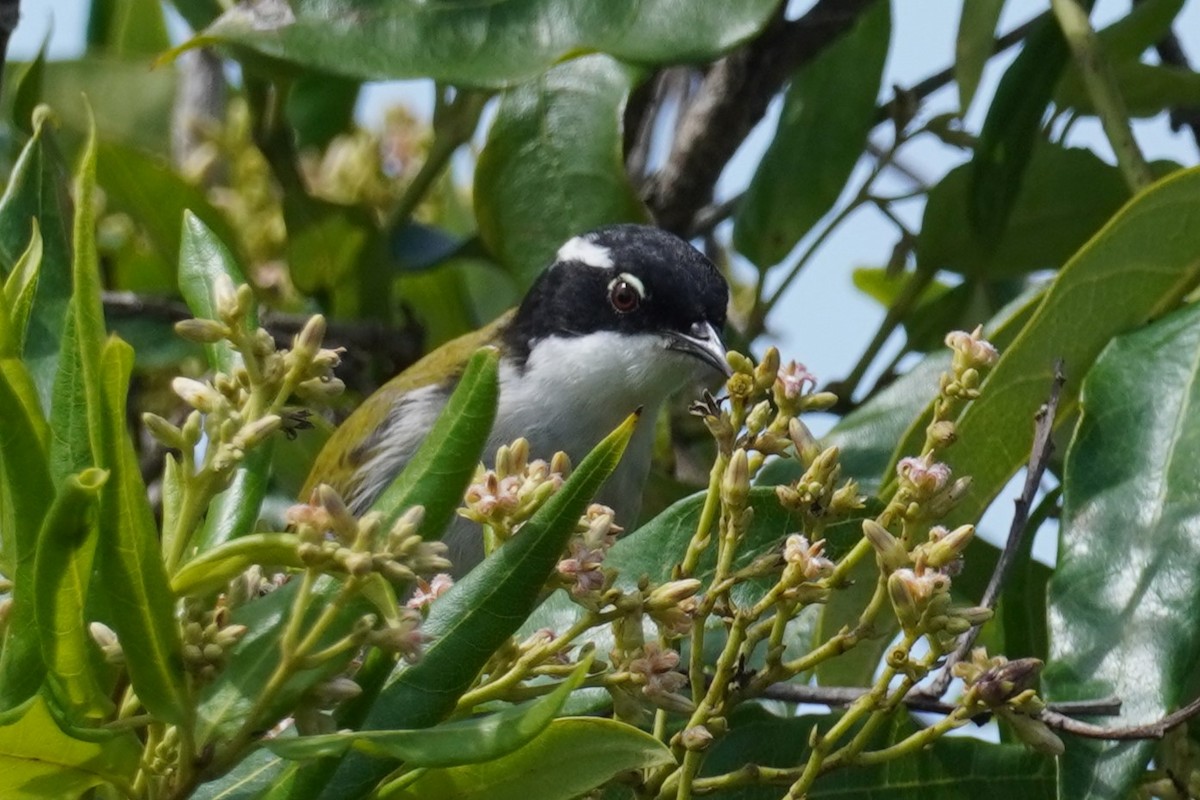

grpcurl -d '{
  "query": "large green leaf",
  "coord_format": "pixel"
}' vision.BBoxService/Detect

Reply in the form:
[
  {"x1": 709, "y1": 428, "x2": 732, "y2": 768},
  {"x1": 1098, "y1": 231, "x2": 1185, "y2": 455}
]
[
  {"x1": 733, "y1": 0, "x2": 890, "y2": 269},
  {"x1": 34, "y1": 469, "x2": 111, "y2": 722},
  {"x1": 265, "y1": 656, "x2": 591, "y2": 765},
  {"x1": 919, "y1": 145, "x2": 1129, "y2": 278},
  {"x1": 92, "y1": 338, "x2": 188, "y2": 726},
  {"x1": 87, "y1": 0, "x2": 171, "y2": 57},
  {"x1": 955, "y1": 0, "x2": 1006, "y2": 113},
  {"x1": 177, "y1": 212, "x2": 271, "y2": 556},
  {"x1": 0, "y1": 359, "x2": 55, "y2": 716},
  {"x1": 0, "y1": 696, "x2": 141, "y2": 800},
  {"x1": 926, "y1": 166, "x2": 1200, "y2": 531},
  {"x1": 968, "y1": 11, "x2": 1072, "y2": 245},
  {"x1": 698, "y1": 706, "x2": 1054, "y2": 799},
  {"x1": 97, "y1": 141, "x2": 237, "y2": 287},
  {"x1": 0, "y1": 109, "x2": 73, "y2": 409},
  {"x1": 476, "y1": 55, "x2": 646, "y2": 285},
  {"x1": 191, "y1": 0, "x2": 778, "y2": 87},
  {"x1": 382, "y1": 717, "x2": 672, "y2": 800},
  {"x1": 1045, "y1": 301, "x2": 1200, "y2": 799},
  {"x1": 24, "y1": 59, "x2": 176, "y2": 155},
  {"x1": 318, "y1": 413, "x2": 638, "y2": 799}
]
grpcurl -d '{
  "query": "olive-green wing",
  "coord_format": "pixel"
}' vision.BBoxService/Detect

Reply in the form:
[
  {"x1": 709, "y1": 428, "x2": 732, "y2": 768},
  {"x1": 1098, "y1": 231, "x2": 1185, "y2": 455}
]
[{"x1": 300, "y1": 310, "x2": 515, "y2": 502}]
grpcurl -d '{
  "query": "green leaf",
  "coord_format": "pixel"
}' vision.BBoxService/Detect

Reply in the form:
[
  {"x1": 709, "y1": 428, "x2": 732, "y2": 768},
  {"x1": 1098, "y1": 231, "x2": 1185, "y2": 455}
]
[
  {"x1": 319, "y1": 413, "x2": 638, "y2": 799},
  {"x1": 92, "y1": 338, "x2": 188, "y2": 726},
  {"x1": 178, "y1": 213, "x2": 273, "y2": 554},
  {"x1": 35, "y1": 468, "x2": 112, "y2": 721},
  {"x1": 920, "y1": 145, "x2": 1129, "y2": 278},
  {"x1": 24, "y1": 58, "x2": 176, "y2": 155},
  {"x1": 0, "y1": 357, "x2": 55, "y2": 716},
  {"x1": 733, "y1": 0, "x2": 890, "y2": 269},
  {"x1": 10, "y1": 39, "x2": 46, "y2": 136},
  {"x1": 1045, "y1": 301, "x2": 1200, "y2": 799},
  {"x1": 475, "y1": 55, "x2": 646, "y2": 286},
  {"x1": 178, "y1": 210, "x2": 254, "y2": 373},
  {"x1": 698, "y1": 706, "x2": 1054, "y2": 799},
  {"x1": 189, "y1": 747, "x2": 286, "y2": 800},
  {"x1": 927, "y1": 166, "x2": 1200, "y2": 532},
  {"x1": 968, "y1": 11, "x2": 1073, "y2": 245},
  {"x1": 1057, "y1": 61, "x2": 1200, "y2": 119},
  {"x1": 195, "y1": 577, "x2": 369, "y2": 748},
  {"x1": 190, "y1": 0, "x2": 778, "y2": 87},
  {"x1": 370, "y1": 347, "x2": 500, "y2": 534},
  {"x1": 86, "y1": 0, "x2": 171, "y2": 57},
  {"x1": 286, "y1": 200, "x2": 372, "y2": 295},
  {"x1": 96, "y1": 141, "x2": 238, "y2": 285},
  {"x1": 286, "y1": 74, "x2": 361, "y2": 149},
  {"x1": 171, "y1": 533, "x2": 305, "y2": 598},
  {"x1": 0, "y1": 108, "x2": 74, "y2": 409},
  {"x1": 0, "y1": 696, "x2": 141, "y2": 799},
  {"x1": 380, "y1": 717, "x2": 673, "y2": 800},
  {"x1": 955, "y1": 0, "x2": 1006, "y2": 113},
  {"x1": 267, "y1": 655, "x2": 593, "y2": 765},
  {"x1": 3, "y1": 219, "x2": 44, "y2": 357}
]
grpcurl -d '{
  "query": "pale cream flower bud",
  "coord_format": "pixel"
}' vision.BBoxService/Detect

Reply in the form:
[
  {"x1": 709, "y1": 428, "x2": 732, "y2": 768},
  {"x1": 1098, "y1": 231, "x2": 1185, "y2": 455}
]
[
  {"x1": 172, "y1": 377, "x2": 224, "y2": 414},
  {"x1": 174, "y1": 318, "x2": 229, "y2": 344},
  {"x1": 721, "y1": 449, "x2": 750, "y2": 508},
  {"x1": 863, "y1": 520, "x2": 908, "y2": 572}
]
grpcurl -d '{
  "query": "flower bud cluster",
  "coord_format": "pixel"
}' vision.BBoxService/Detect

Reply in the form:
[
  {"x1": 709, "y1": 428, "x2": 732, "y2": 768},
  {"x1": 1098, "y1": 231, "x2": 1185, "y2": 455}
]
[
  {"x1": 953, "y1": 649, "x2": 1063, "y2": 755},
  {"x1": 365, "y1": 608, "x2": 426, "y2": 663},
  {"x1": 556, "y1": 504, "x2": 623, "y2": 602},
  {"x1": 459, "y1": 439, "x2": 571, "y2": 540},
  {"x1": 775, "y1": 445, "x2": 864, "y2": 525},
  {"x1": 892, "y1": 454, "x2": 971, "y2": 523},
  {"x1": 287, "y1": 487, "x2": 450, "y2": 583},
  {"x1": 623, "y1": 642, "x2": 692, "y2": 714},
  {"x1": 150, "y1": 279, "x2": 345, "y2": 494},
  {"x1": 179, "y1": 601, "x2": 248, "y2": 683}
]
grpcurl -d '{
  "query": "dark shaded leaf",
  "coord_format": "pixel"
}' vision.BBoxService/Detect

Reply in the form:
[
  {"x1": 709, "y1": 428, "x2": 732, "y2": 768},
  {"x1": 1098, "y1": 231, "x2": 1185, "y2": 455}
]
[{"x1": 734, "y1": 0, "x2": 890, "y2": 268}]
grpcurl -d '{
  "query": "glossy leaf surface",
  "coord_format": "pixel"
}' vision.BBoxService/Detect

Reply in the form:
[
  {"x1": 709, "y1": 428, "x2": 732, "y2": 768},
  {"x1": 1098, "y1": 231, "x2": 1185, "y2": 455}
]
[
  {"x1": 476, "y1": 55, "x2": 645, "y2": 286},
  {"x1": 193, "y1": 0, "x2": 777, "y2": 86},
  {"x1": 1046, "y1": 300, "x2": 1200, "y2": 799},
  {"x1": 383, "y1": 717, "x2": 672, "y2": 800}
]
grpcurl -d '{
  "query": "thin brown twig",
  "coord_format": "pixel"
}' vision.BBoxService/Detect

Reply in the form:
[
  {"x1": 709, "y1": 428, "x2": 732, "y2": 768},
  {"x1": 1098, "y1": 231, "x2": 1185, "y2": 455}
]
[
  {"x1": 101, "y1": 290, "x2": 424, "y2": 375},
  {"x1": 754, "y1": 680, "x2": 1121, "y2": 719},
  {"x1": 922, "y1": 359, "x2": 1066, "y2": 699},
  {"x1": 1040, "y1": 693, "x2": 1200, "y2": 741}
]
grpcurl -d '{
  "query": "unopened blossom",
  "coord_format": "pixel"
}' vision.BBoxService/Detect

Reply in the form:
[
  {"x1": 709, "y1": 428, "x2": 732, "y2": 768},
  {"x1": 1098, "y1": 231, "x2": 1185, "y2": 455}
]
[
  {"x1": 406, "y1": 573, "x2": 454, "y2": 610},
  {"x1": 371, "y1": 609, "x2": 426, "y2": 663},
  {"x1": 464, "y1": 472, "x2": 522, "y2": 517},
  {"x1": 581, "y1": 503, "x2": 623, "y2": 549}
]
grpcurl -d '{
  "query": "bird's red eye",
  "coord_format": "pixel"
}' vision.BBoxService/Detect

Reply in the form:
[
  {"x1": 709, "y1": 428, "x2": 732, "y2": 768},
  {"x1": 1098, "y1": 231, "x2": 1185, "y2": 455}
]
[{"x1": 609, "y1": 279, "x2": 641, "y2": 313}]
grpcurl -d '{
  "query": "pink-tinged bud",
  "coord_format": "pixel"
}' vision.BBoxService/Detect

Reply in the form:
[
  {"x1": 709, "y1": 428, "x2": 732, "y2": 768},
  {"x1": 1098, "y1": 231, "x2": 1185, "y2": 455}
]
[
  {"x1": 407, "y1": 573, "x2": 454, "y2": 610},
  {"x1": 774, "y1": 359, "x2": 816, "y2": 401},
  {"x1": 896, "y1": 455, "x2": 952, "y2": 498},
  {"x1": 782, "y1": 534, "x2": 834, "y2": 581},
  {"x1": 945, "y1": 326, "x2": 999, "y2": 370}
]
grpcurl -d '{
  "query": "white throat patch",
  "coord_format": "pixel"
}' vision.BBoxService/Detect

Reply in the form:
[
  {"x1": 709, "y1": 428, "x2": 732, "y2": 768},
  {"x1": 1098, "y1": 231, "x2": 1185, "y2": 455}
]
[{"x1": 556, "y1": 236, "x2": 614, "y2": 269}]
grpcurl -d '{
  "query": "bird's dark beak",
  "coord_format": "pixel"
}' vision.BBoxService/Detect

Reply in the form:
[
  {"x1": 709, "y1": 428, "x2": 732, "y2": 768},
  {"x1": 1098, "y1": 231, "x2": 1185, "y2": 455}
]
[{"x1": 667, "y1": 321, "x2": 732, "y2": 378}]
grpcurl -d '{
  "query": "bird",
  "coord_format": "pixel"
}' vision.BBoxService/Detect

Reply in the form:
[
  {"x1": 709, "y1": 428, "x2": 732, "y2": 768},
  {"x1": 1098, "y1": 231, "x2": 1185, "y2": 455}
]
[{"x1": 302, "y1": 223, "x2": 731, "y2": 573}]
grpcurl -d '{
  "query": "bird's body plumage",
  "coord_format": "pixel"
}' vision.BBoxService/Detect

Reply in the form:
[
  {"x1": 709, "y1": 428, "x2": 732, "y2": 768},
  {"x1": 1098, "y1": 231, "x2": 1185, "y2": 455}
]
[{"x1": 303, "y1": 224, "x2": 730, "y2": 573}]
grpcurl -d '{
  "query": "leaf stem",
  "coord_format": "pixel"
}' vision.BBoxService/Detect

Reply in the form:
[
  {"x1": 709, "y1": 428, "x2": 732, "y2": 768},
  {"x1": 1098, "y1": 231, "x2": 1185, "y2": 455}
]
[{"x1": 1050, "y1": 0, "x2": 1153, "y2": 192}]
